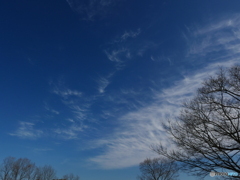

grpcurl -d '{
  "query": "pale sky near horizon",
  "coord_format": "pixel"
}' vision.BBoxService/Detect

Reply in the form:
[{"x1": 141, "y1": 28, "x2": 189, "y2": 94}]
[{"x1": 1, "y1": 0, "x2": 240, "y2": 179}]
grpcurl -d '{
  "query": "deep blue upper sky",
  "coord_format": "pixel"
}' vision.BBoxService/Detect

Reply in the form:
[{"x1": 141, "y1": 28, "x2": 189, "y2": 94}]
[{"x1": 1, "y1": 0, "x2": 240, "y2": 180}]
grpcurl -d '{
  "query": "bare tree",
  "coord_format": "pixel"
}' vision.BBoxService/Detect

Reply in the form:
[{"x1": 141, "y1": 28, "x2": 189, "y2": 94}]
[
  {"x1": 0, "y1": 157, "x2": 79, "y2": 180},
  {"x1": 0, "y1": 157, "x2": 36, "y2": 180},
  {"x1": 137, "y1": 157, "x2": 179, "y2": 180},
  {"x1": 13, "y1": 158, "x2": 36, "y2": 180},
  {"x1": 62, "y1": 173, "x2": 80, "y2": 180},
  {"x1": 0, "y1": 157, "x2": 15, "y2": 180},
  {"x1": 36, "y1": 165, "x2": 56, "y2": 180},
  {"x1": 153, "y1": 65, "x2": 240, "y2": 179}
]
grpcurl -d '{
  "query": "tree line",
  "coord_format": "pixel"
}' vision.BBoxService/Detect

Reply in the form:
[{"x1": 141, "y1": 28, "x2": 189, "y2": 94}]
[
  {"x1": 138, "y1": 65, "x2": 240, "y2": 180},
  {"x1": 0, "y1": 157, "x2": 79, "y2": 180}
]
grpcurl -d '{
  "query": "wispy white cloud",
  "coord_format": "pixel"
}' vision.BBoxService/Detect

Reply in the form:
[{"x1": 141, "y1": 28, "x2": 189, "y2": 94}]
[
  {"x1": 54, "y1": 123, "x2": 85, "y2": 140},
  {"x1": 51, "y1": 100, "x2": 91, "y2": 139},
  {"x1": 96, "y1": 72, "x2": 115, "y2": 94},
  {"x1": 71, "y1": 104, "x2": 91, "y2": 121},
  {"x1": 97, "y1": 77, "x2": 110, "y2": 94},
  {"x1": 150, "y1": 56, "x2": 173, "y2": 65},
  {"x1": 50, "y1": 79, "x2": 91, "y2": 120},
  {"x1": 136, "y1": 41, "x2": 158, "y2": 57},
  {"x1": 88, "y1": 14, "x2": 240, "y2": 169},
  {"x1": 104, "y1": 28, "x2": 160, "y2": 74},
  {"x1": 194, "y1": 15, "x2": 240, "y2": 35},
  {"x1": 66, "y1": 0, "x2": 115, "y2": 20},
  {"x1": 103, "y1": 29, "x2": 143, "y2": 71},
  {"x1": 89, "y1": 60, "x2": 239, "y2": 169},
  {"x1": 89, "y1": 104, "x2": 176, "y2": 169},
  {"x1": 186, "y1": 14, "x2": 240, "y2": 60},
  {"x1": 67, "y1": 118, "x2": 75, "y2": 123},
  {"x1": 104, "y1": 48, "x2": 130, "y2": 63},
  {"x1": 44, "y1": 102, "x2": 60, "y2": 115},
  {"x1": 120, "y1": 29, "x2": 141, "y2": 41},
  {"x1": 49, "y1": 79, "x2": 94, "y2": 139},
  {"x1": 104, "y1": 48, "x2": 131, "y2": 70},
  {"x1": 53, "y1": 88, "x2": 82, "y2": 99},
  {"x1": 9, "y1": 122, "x2": 43, "y2": 139},
  {"x1": 109, "y1": 89, "x2": 148, "y2": 110}
]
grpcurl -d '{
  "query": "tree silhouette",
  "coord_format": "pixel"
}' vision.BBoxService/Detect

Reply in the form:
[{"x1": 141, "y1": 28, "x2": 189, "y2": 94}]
[
  {"x1": 138, "y1": 157, "x2": 179, "y2": 180},
  {"x1": 153, "y1": 65, "x2": 240, "y2": 179}
]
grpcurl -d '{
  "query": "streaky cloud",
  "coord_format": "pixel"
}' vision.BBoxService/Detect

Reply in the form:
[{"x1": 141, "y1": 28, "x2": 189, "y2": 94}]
[
  {"x1": 87, "y1": 14, "x2": 240, "y2": 169},
  {"x1": 97, "y1": 77, "x2": 110, "y2": 94},
  {"x1": 44, "y1": 102, "x2": 60, "y2": 115},
  {"x1": 120, "y1": 29, "x2": 141, "y2": 41},
  {"x1": 53, "y1": 88, "x2": 82, "y2": 99},
  {"x1": 9, "y1": 121, "x2": 43, "y2": 139},
  {"x1": 88, "y1": 60, "x2": 239, "y2": 169},
  {"x1": 54, "y1": 123, "x2": 85, "y2": 140},
  {"x1": 104, "y1": 48, "x2": 131, "y2": 70},
  {"x1": 186, "y1": 14, "x2": 240, "y2": 60}
]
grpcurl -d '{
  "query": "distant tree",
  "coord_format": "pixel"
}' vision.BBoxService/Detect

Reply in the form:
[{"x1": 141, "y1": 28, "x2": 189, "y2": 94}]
[
  {"x1": 62, "y1": 173, "x2": 80, "y2": 180},
  {"x1": 36, "y1": 165, "x2": 56, "y2": 180},
  {"x1": 137, "y1": 157, "x2": 179, "y2": 180},
  {"x1": 0, "y1": 157, "x2": 15, "y2": 180},
  {"x1": 0, "y1": 157, "x2": 80, "y2": 180},
  {"x1": 13, "y1": 158, "x2": 36, "y2": 180},
  {"x1": 0, "y1": 157, "x2": 36, "y2": 180},
  {"x1": 153, "y1": 65, "x2": 240, "y2": 179}
]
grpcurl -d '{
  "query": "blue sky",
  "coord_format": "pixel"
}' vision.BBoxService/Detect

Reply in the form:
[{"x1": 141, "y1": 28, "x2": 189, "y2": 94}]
[{"x1": 1, "y1": 0, "x2": 240, "y2": 179}]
